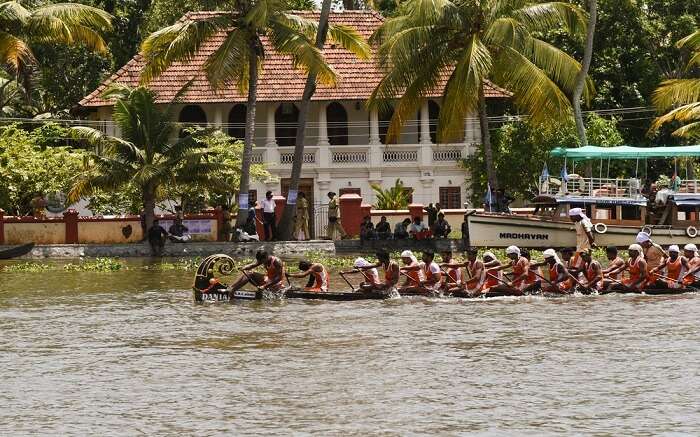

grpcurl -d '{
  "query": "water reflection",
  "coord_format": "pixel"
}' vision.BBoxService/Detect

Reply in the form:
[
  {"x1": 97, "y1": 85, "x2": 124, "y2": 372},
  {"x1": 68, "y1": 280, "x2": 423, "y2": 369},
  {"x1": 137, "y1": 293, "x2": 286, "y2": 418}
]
[{"x1": 0, "y1": 261, "x2": 698, "y2": 434}]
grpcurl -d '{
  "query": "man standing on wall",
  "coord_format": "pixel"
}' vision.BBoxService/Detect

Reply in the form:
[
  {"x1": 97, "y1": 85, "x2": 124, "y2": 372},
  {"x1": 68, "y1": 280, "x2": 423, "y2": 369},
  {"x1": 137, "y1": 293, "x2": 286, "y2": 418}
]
[
  {"x1": 261, "y1": 191, "x2": 276, "y2": 241},
  {"x1": 569, "y1": 207, "x2": 595, "y2": 251},
  {"x1": 326, "y1": 191, "x2": 347, "y2": 241}
]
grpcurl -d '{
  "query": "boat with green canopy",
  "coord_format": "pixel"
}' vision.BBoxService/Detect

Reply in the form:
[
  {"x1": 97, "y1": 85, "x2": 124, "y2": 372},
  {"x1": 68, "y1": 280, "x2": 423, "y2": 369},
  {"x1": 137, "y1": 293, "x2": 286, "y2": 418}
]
[{"x1": 464, "y1": 145, "x2": 700, "y2": 248}]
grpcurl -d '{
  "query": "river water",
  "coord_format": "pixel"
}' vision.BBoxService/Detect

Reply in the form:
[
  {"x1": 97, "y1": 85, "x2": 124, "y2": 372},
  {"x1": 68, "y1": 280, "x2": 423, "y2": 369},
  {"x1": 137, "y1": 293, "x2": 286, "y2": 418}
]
[{"x1": 1, "y1": 260, "x2": 699, "y2": 435}]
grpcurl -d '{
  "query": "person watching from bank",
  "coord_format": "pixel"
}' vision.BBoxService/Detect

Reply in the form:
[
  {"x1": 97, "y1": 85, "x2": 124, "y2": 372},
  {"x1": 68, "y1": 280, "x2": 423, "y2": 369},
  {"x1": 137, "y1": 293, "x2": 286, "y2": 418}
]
[
  {"x1": 168, "y1": 218, "x2": 192, "y2": 242},
  {"x1": 375, "y1": 216, "x2": 391, "y2": 239},
  {"x1": 147, "y1": 219, "x2": 168, "y2": 256},
  {"x1": 393, "y1": 218, "x2": 410, "y2": 239},
  {"x1": 261, "y1": 191, "x2": 276, "y2": 241},
  {"x1": 433, "y1": 212, "x2": 451, "y2": 238}
]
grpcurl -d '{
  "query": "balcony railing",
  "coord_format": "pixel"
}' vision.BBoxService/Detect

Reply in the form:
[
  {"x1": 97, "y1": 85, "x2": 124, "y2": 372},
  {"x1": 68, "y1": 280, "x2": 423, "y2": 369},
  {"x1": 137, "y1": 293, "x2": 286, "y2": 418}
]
[
  {"x1": 333, "y1": 150, "x2": 367, "y2": 164},
  {"x1": 280, "y1": 152, "x2": 315, "y2": 164},
  {"x1": 433, "y1": 149, "x2": 463, "y2": 161},
  {"x1": 383, "y1": 150, "x2": 417, "y2": 163}
]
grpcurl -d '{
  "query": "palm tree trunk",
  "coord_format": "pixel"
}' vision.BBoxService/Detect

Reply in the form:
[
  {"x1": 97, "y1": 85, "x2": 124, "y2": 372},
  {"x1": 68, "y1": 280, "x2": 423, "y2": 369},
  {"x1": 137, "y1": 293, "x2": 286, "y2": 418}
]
[
  {"x1": 276, "y1": 0, "x2": 332, "y2": 241},
  {"x1": 573, "y1": 0, "x2": 596, "y2": 149},
  {"x1": 143, "y1": 185, "x2": 156, "y2": 233},
  {"x1": 235, "y1": 46, "x2": 259, "y2": 228},
  {"x1": 478, "y1": 84, "x2": 498, "y2": 191}
]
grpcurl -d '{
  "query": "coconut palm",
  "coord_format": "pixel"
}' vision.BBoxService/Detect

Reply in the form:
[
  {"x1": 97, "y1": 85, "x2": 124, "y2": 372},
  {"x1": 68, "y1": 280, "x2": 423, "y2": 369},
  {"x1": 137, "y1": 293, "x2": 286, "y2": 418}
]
[
  {"x1": 369, "y1": 0, "x2": 592, "y2": 190},
  {"x1": 0, "y1": 1, "x2": 112, "y2": 79},
  {"x1": 371, "y1": 179, "x2": 411, "y2": 210},
  {"x1": 651, "y1": 29, "x2": 700, "y2": 139},
  {"x1": 69, "y1": 85, "x2": 229, "y2": 231},
  {"x1": 139, "y1": 0, "x2": 364, "y2": 227}
]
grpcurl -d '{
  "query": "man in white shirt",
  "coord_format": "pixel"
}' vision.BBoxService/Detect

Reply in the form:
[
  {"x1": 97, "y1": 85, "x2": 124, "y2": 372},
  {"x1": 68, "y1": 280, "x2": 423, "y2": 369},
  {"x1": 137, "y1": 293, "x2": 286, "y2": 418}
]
[
  {"x1": 568, "y1": 207, "x2": 595, "y2": 251},
  {"x1": 261, "y1": 191, "x2": 276, "y2": 241}
]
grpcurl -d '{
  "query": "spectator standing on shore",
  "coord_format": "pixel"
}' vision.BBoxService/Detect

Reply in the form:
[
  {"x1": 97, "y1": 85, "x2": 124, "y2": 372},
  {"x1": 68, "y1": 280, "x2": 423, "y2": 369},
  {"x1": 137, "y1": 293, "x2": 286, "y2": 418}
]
[
  {"x1": 261, "y1": 191, "x2": 276, "y2": 241},
  {"x1": 376, "y1": 216, "x2": 391, "y2": 239},
  {"x1": 425, "y1": 203, "x2": 438, "y2": 228},
  {"x1": 148, "y1": 219, "x2": 168, "y2": 256},
  {"x1": 294, "y1": 191, "x2": 310, "y2": 241},
  {"x1": 433, "y1": 213, "x2": 451, "y2": 238},
  {"x1": 243, "y1": 207, "x2": 259, "y2": 240},
  {"x1": 326, "y1": 191, "x2": 347, "y2": 240},
  {"x1": 169, "y1": 218, "x2": 192, "y2": 242},
  {"x1": 394, "y1": 218, "x2": 410, "y2": 239},
  {"x1": 221, "y1": 206, "x2": 233, "y2": 241}
]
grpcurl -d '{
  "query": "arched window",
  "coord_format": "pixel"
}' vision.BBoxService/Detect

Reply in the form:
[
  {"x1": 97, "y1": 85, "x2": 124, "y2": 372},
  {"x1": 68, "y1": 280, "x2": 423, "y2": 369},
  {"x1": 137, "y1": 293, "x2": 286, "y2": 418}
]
[
  {"x1": 326, "y1": 102, "x2": 348, "y2": 145},
  {"x1": 378, "y1": 105, "x2": 394, "y2": 144},
  {"x1": 428, "y1": 100, "x2": 440, "y2": 143},
  {"x1": 178, "y1": 105, "x2": 207, "y2": 137},
  {"x1": 275, "y1": 103, "x2": 299, "y2": 147},
  {"x1": 227, "y1": 104, "x2": 246, "y2": 139}
]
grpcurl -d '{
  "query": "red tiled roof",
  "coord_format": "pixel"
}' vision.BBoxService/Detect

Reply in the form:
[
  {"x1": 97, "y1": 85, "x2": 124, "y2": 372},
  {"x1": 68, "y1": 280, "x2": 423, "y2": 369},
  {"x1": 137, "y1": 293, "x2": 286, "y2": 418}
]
[{"x1": 80, "y1": 10, "x2": 509, "y2": 107}]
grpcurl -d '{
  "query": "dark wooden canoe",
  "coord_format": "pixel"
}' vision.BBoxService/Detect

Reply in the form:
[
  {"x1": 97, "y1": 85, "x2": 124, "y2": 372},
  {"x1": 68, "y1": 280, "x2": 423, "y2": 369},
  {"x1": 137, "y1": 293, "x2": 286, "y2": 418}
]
[
  {"x1": 0, "y1": 243, "x2": 35, "y2": 260},
  {"x1": 599, "y1": 287, "x2": 697, "y2": 296},
  {"x1": 194, "y1": 286, "x2": 389, "y2": 303}
]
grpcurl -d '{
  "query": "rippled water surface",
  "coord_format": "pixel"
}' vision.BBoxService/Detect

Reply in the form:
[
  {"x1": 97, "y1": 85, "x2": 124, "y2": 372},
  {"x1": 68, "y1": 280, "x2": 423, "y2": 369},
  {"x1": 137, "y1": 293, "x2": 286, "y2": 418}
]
[{"x1": 1, "y1": 260, "x2": 699, "y2": 435}]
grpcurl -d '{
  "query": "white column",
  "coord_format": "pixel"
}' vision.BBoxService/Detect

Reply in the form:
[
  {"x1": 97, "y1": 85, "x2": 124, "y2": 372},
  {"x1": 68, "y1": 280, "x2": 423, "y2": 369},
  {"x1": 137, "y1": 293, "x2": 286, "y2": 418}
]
[
  {"x1": 369, "y1": 108, "x2": 381, "y2": 145},
  {"x1": 317, "y1": 103, "x2": 330, "y2": 147},
  {"x1": 213, "y1": 105, "x2": 224, "y2": 128},
  {"x1": 420, "y1": 100, "x2": 431, "y2": 145},
  {"x1": 265, "y1": 104, "x2": 277, "y2": 147}
]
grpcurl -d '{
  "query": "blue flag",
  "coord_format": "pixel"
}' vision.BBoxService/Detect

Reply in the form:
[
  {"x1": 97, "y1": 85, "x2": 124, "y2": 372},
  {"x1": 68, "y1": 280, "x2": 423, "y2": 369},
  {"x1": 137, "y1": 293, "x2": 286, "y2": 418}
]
[
  {"x1": 540, "y1": 163, "x2": 549, "y2": 183},
  {"x1": 560, "y1": 165, "x2": 569, "y2": 182},
  {"x1": 485, "y1": 183, "x2": 493, "y2": 212}
]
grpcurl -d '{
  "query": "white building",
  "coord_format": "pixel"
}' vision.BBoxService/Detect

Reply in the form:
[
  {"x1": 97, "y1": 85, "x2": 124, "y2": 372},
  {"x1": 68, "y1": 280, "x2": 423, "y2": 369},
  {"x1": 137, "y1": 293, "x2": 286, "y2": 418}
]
[{"x1": 80, "y1": 10, "x2": 507, "y2": 210}]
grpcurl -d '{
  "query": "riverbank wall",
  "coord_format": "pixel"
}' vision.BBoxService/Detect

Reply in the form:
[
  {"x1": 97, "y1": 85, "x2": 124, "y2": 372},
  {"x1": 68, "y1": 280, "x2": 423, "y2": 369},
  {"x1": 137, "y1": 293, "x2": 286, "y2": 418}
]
[{"x1": 1, "y1": 239, "x2": 464, "y2": 259}]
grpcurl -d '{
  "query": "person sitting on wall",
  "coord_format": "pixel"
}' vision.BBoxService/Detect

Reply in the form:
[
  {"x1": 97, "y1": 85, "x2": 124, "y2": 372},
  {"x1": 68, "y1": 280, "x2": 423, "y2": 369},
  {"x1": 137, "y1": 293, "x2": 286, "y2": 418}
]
[
  {"x1": 148, "y1": 219, "x2": 168, "y2": 256},
  {"x1": 168, "y1": 218, "x2": 192, "y2": 242},
  {"x1": 409, "y1": 216, "x2": 431, "y2": 240},
  {"x1": 360, "y1": 216, "x2": 377, "y2": 242},
  {"x1": 375, "y1": 216, "x2": 392, "y2": 240},
  {"x1": 433, "y1": 212, "x2": 451, "y2": 238},
  {"x1": 393, "y1": 218, "x2": 410, "y2": 240}
]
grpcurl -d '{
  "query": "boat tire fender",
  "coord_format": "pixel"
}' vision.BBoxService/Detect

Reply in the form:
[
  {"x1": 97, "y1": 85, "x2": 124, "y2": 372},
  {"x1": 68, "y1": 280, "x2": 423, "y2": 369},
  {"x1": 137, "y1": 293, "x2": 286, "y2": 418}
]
[
  {"x1": 687, "y1": 226, "x2": 698, "y2": 238},
  {"x1": 641, "y1": 226, "x2": 653, "y2": 236},
  {"x1": 594, "y1": 223, "x2": 608, "y2": 234}
]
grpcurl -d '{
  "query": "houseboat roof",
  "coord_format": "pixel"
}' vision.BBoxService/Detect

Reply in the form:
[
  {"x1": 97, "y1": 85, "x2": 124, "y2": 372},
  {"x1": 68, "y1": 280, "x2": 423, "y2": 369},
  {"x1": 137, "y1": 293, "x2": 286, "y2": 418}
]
[
  {"x1": 537, "y1": 195, "x2": 648, "y2": 207},
  {"x1": 669, "y1": 193, "x2": 700, "y2": 206},
  {"x1": 80, "y1": 10, "x2": 509, "y2": 107},
  {"x1": 550, "y1": 145, "x2": 700, "y2": 160}
]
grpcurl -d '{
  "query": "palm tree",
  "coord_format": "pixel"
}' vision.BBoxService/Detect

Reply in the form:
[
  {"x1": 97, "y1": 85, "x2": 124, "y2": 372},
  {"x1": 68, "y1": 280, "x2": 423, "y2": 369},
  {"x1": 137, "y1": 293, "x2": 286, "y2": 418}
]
[
  {"x1": 139, "y1": 0, "x2": 343, "y2": 227},
  {"x1": 0, "y1": 1, "x2": 112, "y2": 80},
  {"x1": 69, "y1": 85, "x2": 229, "y2": 231},
  {"x1": 369, "y1": 0, "x2": 591, "y2": 190},
  {"x1": 371, "y1": 179, "x2": 410, "y2": 210},
  {"x1": 572, "y1": 0, "x2": 596, "y2": 148},
  {"x1": 276, "y1": 1, "x2": 370, "y2": 240},
  {"x1": 651, "y1": 29, "x2": 700, "y2": 140}
]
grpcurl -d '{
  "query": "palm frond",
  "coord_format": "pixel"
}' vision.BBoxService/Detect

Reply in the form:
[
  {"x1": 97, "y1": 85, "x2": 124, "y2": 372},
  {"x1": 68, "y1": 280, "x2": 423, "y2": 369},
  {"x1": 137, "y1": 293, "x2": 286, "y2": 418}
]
[
  {"x1": 677, "y1": 29, "x2": 700, "y2": 51},
  {"x1": 0, "y1": 1, "x2": 30, "y2": 27},
  {"x1": 0, "y1": 30, "x2": 33, "y2": 72},
  {"x1": 28, "y1": 3, "x2": 112, "y2": 52},
  {"x1": 650, "y1": 102, "x2": 700, "y2": 132},
  {"x1": 671, "y1": 121, "x2": 700, "y2": 139},
  {"x1": 203, "y1": 28, "x2": 250, "y2": 89},
  {"x1": 326, "y1": 24, "x2": 370, "y2": 59},
  {"x1": 513, "y1": 2, "x2": 587, "y2": 37},
  {"x1": 652, "y1": 78, "x2": 700, "y2": 111}
]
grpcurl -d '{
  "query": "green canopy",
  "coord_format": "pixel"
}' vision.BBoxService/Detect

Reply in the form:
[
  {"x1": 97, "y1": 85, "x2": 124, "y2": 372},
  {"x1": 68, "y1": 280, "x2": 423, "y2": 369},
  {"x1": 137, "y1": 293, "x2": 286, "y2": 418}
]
[{"x1": 550, "y1": 145, "x2": 700, "y2": 160}]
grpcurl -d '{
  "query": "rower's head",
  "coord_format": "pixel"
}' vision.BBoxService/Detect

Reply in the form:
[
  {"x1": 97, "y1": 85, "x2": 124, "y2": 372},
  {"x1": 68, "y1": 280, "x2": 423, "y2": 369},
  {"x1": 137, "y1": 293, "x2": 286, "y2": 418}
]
[
  {"x1": 568, "y1": 207, "x2": 584, "y2": 223},
  {"x1": 483, "y1": 251, "x2": 496, "y2": 263},
  {"x1": 441, "y1": 250, "x2": 452, "y2": 263},
  {"x1": 668, "y1": 245, "x2": 680, "y2": 260},
  {"x1": 400, "y1": 250, "x2": 414, "y2": 265},
  {"x1": 543, "y1": 249, "x2": 558, "y2": 266},
  {"x1": 376, "y1": 250, "x2": 390, "y2": 264},
  {"x1": 628, "y1": 244, "x2": 642, "y2": 259},
  {"x1": 466, "y1": 248, "x2": 478, "y2": 261},
  {"x1": 683, "y1": 243, "x2": 698, "y2": 259},
  {"x1": 605, "y1": 246, "x2": 618, "y2": 260},
  {"x1": 422, "y1": 251, "x2": 435, "y2": 263},
  {"x1": 255, "y1": 250, "x2": 269, "y2": 263},
  {"x1": 298, "y1": 260, "x2": 312, "y2": 271},
  {"x1": 560, "y1": 247, "x2": 574, "y2": 261},
  {"x1": 581, "y1": 249, "x2": 592, "y2": 263},
  {"x1": 636, "y1": 231, "x2": 652, "y2": 249},
  {"x1": 521, "y1": 249, "x2": 531, "y2": 260},
  {"x1": 505, "y1": 245, "x2": 520, "y2": 261}
]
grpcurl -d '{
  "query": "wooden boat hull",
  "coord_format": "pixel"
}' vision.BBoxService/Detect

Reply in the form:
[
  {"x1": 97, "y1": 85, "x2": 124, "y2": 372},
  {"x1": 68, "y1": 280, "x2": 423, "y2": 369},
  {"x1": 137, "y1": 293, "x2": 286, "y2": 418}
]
[
  {"x1": 0, "y1": 243, "x2": 35, "y2": 260},
  {"x1": 466, "y1": 213, "x2": 692, "y2": 248}
]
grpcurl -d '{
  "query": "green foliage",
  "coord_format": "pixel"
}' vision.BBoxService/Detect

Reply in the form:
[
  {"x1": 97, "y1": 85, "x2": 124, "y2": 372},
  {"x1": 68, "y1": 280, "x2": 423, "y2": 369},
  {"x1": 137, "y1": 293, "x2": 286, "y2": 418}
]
[
  {"x1": 0, "y1": 125, "x2": 86, "y2": 215},
  {"x1": 63, "y1": 257, "x2": 124, "y2": 271},
  {"x1": 462, "y1": 114, "x2": 624, "y2": 204},
  {"x1": 371, "y1": 179, "x2": 410, "y2": 210}
]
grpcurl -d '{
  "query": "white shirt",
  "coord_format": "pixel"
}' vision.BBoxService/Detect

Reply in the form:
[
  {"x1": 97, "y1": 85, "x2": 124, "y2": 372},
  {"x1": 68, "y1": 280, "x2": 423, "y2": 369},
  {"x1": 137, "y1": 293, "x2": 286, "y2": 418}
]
[
  {"x1": 575, "y1": 217, "x2": 593, "y2": 251},
  {"x1": 262, "y1": 198, "x2": 276, "y2": 213}
]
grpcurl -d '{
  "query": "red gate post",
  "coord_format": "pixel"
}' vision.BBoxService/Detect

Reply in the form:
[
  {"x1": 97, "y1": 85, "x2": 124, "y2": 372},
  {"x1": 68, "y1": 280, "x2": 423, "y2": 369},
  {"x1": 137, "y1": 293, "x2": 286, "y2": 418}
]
[
  {"x1": 273, "y1": 195, "x2": 286, "y2": 225},
  {"x1": 339, "y1": 193, "x2": 363, "y2": 237},
  {"x1": 64, "y1": 209, "x2": 79, "y2": 244}
]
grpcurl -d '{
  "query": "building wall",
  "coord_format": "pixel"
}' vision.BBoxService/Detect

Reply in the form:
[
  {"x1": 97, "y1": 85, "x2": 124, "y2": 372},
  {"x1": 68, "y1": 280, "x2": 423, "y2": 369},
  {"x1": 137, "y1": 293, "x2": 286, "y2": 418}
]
[{"x1": 5, "y1": 222, "x2": 65, "y2": 245}]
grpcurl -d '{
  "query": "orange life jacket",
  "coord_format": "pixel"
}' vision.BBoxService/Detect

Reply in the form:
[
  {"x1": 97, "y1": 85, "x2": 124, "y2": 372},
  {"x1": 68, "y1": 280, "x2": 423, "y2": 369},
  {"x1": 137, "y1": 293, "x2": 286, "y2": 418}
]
[{"x1": 306, "y1": 266, "x2": 329, "y2": 292}]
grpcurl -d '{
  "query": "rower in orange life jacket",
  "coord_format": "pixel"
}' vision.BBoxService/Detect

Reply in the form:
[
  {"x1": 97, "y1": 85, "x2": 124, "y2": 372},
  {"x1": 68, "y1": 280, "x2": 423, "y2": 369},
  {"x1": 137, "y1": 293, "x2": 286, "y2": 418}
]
[
  {"x1": 462, "y1": 248, "x2": 485, "y2": 296},
  {"x1": 228, "y1": 250, "x2": 285, "y2": 292},
  {"x1": 648, "y1": 245, "x2": 689, "y2": 289},
  {"x1": 438, "y1": 250, "x2": 465, "y2": 293},
  {"x1": 579, "y1": 249, "x2": 603, "y2": 292},
  {"x1": 286, "y1": 259, "x2": 330, "y2": 292},
  {"x1": 614, "y1": 244, "x2": 647, "y2": 290},
  {"x1": 541, "y1": 248, "x2": 572, "y2": 293},
  {"x1": 601, "y1": 246, "x2": 625, "y2": 291},
  {"x1": 559, "y1": 247, "x2": 580, "y2": 291},
  {"x1": 481, "y1": 251, "x2": 502, "y2": 292},
  {"x1": 682, "y1": 244, "x2": 700, "y2": 287},
  {"x1": 489, "y1": 246, "x2": 528, "y2": 295},
  {"x1": 356, "y1": 250, "x2": 400, "y2": 292},
  {"x1": 398, "y1": 250, "x2": 425, "y2": 291},
  {"x1": 399, "y1": 250, "x2": 441, "y2": 294}
]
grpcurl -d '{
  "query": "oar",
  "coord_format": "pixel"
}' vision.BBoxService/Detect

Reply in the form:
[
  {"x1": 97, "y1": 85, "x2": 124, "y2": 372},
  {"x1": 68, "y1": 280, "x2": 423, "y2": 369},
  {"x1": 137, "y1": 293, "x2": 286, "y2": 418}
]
[
  {"x1": 440, "y1": 267, "x2": 458, "y2": 284},
  {"x1": 532, "y1": 271, "x2": 573, "y2": 294},
  {"x1": 654, "y1": 273, "x2": 699, "y2": 291},
  {"x1": 240, "y1": 269, "x2": 265, "y2": 292},
  {"x1": 486, "y1": 272, "x2": 512, "y2": 287},
  {"x1": 338, "y1": 271, "x2": 356, "y2": 292}
]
